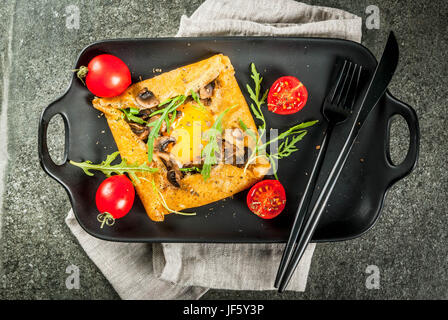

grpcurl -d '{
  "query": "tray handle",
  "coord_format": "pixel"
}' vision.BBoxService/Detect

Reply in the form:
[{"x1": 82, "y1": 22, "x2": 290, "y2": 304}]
[
  {"x1": 38, "y1": 103, "x2": 70, "y2": 181},
  {"x1": 384, "y1": 92, "x2": 420, "y2": 181}
]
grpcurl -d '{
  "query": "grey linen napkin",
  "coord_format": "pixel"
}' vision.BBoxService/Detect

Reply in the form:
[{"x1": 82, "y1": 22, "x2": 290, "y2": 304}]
[{"x1": 66, "y1": 0, "x2": 361, "y2": 299}]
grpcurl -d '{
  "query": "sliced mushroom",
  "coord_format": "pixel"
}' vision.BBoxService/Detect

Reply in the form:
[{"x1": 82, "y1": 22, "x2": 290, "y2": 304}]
[
  {"x1": 199, "y1": 81, "x2": 215, "y2": 99},
  {"x1": 167, "y1": 170, "x2": 181, "y2": 188},
  {"x1": 129, "y1": 123, "x2": 150, "y2": 141},
  {"x1": 136, "y1": 88, "x2": 159, "y2": 109},
  {"x1": 154, "y1": 136, "x2": 176, "y2": 152},
  {"x1": 174, "y1": 110, "x2": 183, "y2": 119},
  {"x1": 221, "y1": 139, "x2": 249, "y2": 166},
  {"x1": 155, "y1": 151, "x2": 171, "y2": 165},
  {"x1": 224, "y1": 128, "x2": 244, "y2": 142},
  {"x1": 155, "y1": 151, "x2": 183, "y2": 188},
  {"x1": 201, "y1": 98, "x2": 212, "y2": 106},
  {"x1": 138, "y1": 108, "x2": 157, "y2": 121},
  {"x1": 221, "y1": 140, "x2": 236, "y2": 163},
  {"x1": 219, "y1": 128, "x2": 248, "y2": 166}
]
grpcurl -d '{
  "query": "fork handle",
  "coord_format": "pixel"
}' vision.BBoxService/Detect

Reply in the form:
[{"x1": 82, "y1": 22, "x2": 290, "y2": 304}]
[
  {"x1": 274, "y1": 122, "x2": 332, "y2": 288},
  {"x1": 277, "y1": 122, "x2": 356, "y2": 292}
]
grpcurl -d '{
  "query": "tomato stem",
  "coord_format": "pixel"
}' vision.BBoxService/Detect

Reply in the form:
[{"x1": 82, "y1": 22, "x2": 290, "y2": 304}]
[
  {"x1": 97, "y1": 212, "x2": 115, "y2": 228},
  {"x1": 73, "y1": 66, "x2": 88, "y2": 85}
]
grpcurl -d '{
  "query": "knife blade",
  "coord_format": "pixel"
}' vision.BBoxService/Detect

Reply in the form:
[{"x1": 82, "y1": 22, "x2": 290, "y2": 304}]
[{"x1": 356, "y1": 31, "x2": 399, "y2": 128}]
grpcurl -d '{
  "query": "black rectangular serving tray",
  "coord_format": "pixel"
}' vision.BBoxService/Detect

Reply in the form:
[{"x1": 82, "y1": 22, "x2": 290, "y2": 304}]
[{"x1": 38, "y1": 37, "x2": 419, "y2": 243}]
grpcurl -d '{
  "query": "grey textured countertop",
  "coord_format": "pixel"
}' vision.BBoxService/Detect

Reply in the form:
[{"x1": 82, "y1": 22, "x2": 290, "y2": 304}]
[{"x1": 0, "y1": 0, "x2": 446, "y2": 299}]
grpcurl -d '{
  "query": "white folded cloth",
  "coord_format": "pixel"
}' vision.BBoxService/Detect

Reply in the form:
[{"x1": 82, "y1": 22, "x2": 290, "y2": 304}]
[
  {"x1": 66, "y1": 0, "x2": 361, "y2": 299},
  {"x1": 177, "y1": 0, "x2": 361, "y2": 42}
]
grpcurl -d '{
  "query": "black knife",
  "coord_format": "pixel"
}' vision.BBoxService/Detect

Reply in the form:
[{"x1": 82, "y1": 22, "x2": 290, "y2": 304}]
[{"x1": 277, "y1": 31, "x2": 400, "y2": 292}]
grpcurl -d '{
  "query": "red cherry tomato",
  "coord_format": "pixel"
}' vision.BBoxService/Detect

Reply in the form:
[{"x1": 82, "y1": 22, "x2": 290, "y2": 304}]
[
  {"x1": 246, "y1": 180, "x2": 286, "y2": 219},
  {"x1": 267, "y1": 76, "x2": 308, "y2": 114},
  {"x1": 81, "y1": 54, "x2": 131, "y2": 98},
  {"x1": 95, "y1": 175, "x2": 135, "y2": 220}
]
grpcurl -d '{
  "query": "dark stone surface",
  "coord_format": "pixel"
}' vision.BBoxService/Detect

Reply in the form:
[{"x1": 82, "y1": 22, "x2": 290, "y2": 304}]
[{"x1": 0, "y1": 0, "x2": 446, "y2": 299}]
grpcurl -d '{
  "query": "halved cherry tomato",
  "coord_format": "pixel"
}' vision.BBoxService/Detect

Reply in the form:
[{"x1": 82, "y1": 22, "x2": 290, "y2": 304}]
[
  {"x1": 267, "y1": 76, "x2": 308, "y2": 114},
  {"x1": 95, "y1": 175, "x2": 135, "y2": 227},
  {"x1": 246, "y1": 180, "x2": 286, "y2": 219},
  {"x1": 77, "y1": 54, "x2": 131, "y2": 98}
]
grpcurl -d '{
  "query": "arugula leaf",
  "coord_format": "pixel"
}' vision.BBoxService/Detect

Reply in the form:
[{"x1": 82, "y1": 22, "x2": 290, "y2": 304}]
[
  {"x1": 246, "y1": 63, "x2": 268, "y2": 127},
  {"x1": 200, "y1": 133, "x2": 219, "y2": 181},
  {"x1": 180, "y1": 167, "x2": 201, "y2": 173},
  {"x1": 201, "y1": 105, "x2": 237, "y2": 180},
  {"x1": 165, "y1": 109, "x2": 176, "y2": 134},
  {"x1": 238, "y1": 118, "x2": 249, "y2": 131},
  {"x1": 270, "y1": 131, "x2": 308, "y2": 160},
  {"x1": 69, "y1": 151, "x2": 158, "y2": 182},
  {"x1": 158, "y1": 97, "x2": 174, "y2": 107},
  {"x1": 261, "y1": 120, "x2": 318, "y2": 149},
  {"x1": 121, "y1": 107, "x2": 146, "y2": 124},
  {"x1": 238, "y1": 118, "x2": 257, "y2": 143},
  {"x1": 147, "y1": 95, "x2": 186, "y2": 163},
  {"x1": 190, "y1": 89, "x2": 206, "y2": 112},
  {"x1": 265, "y1": 131, "x2": 307, "y2": 180},
  {"x1": 147, "y1": 97, "x2": 178, "y2": 118}
]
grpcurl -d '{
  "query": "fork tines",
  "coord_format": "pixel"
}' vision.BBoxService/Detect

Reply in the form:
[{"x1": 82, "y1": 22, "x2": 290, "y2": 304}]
[{"x1": 330, "y1": 60, "x2": 363, "y2": 110}]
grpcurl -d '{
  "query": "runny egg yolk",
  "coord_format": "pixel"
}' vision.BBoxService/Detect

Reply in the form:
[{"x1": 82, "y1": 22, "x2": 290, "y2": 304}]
[{"x1": 168, "y1": 102, "x2": 213, "y2": 164}]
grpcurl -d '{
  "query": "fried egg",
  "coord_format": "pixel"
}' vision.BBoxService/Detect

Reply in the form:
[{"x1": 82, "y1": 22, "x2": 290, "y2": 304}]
[{"x1": 169, "y1": 102, "x2": 213, "y2": 165}]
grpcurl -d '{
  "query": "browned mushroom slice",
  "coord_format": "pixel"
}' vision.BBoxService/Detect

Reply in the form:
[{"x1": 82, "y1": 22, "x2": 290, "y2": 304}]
[
  {"x1": 129, "y1": 123, "x2": 150, "y2": 141},
  {"x1": 201, "y1": 98, "x2": 212, "y2": 106},
  {"x1": 155, "y1": 151, "x2": 171, "y2": 165},
  {"x1": 221, "y1": 139, "x2": 235, "y2": 163},
  {"x1": 154, "y1": 136, "x2": 176, "y2": 152},
  {"x1": 138, "y1": 108, "x2": 157, "y2": 121},
  {"x1": 199, "y1": 81, "x2": 215, "y2": 99},
  {"x1": 136, "y1": 88, "x2": 159, "y2": 109},
  {"x1": 155, "y1": 151, "x2": 183, "y2": 188},
  {"x1": 172, "y1": 110, "x2": 183, "y2": 119},
  {"x1": 166, "y1": 170, "x2": 182, "y2": 188},
  {"x1": 221, "y1": 138, "x2": 251, "y2": 167},
  {"x1": 224, "y1": 128, "x2": 244, "y2": 142}
]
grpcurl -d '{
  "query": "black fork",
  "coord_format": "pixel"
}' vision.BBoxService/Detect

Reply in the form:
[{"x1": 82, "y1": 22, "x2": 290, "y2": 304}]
[{"x1": 274, "y1": 60, "x2": 362, "y2": 291}]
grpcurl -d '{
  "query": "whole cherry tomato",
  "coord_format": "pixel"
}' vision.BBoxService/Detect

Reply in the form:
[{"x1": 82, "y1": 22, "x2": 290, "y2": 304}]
[
  {"x1": 267, "y1": 76, "x2": 308, "y2": 114},
  {"x1": 76, "y1": 54, "x2": 131, "y2": 98},
  {"x1": 246, "y1": 179, "x2": 286, "y2": 219},
  {"x1": 95, "y1": 175, "x2": 135, "y2": 227}
]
